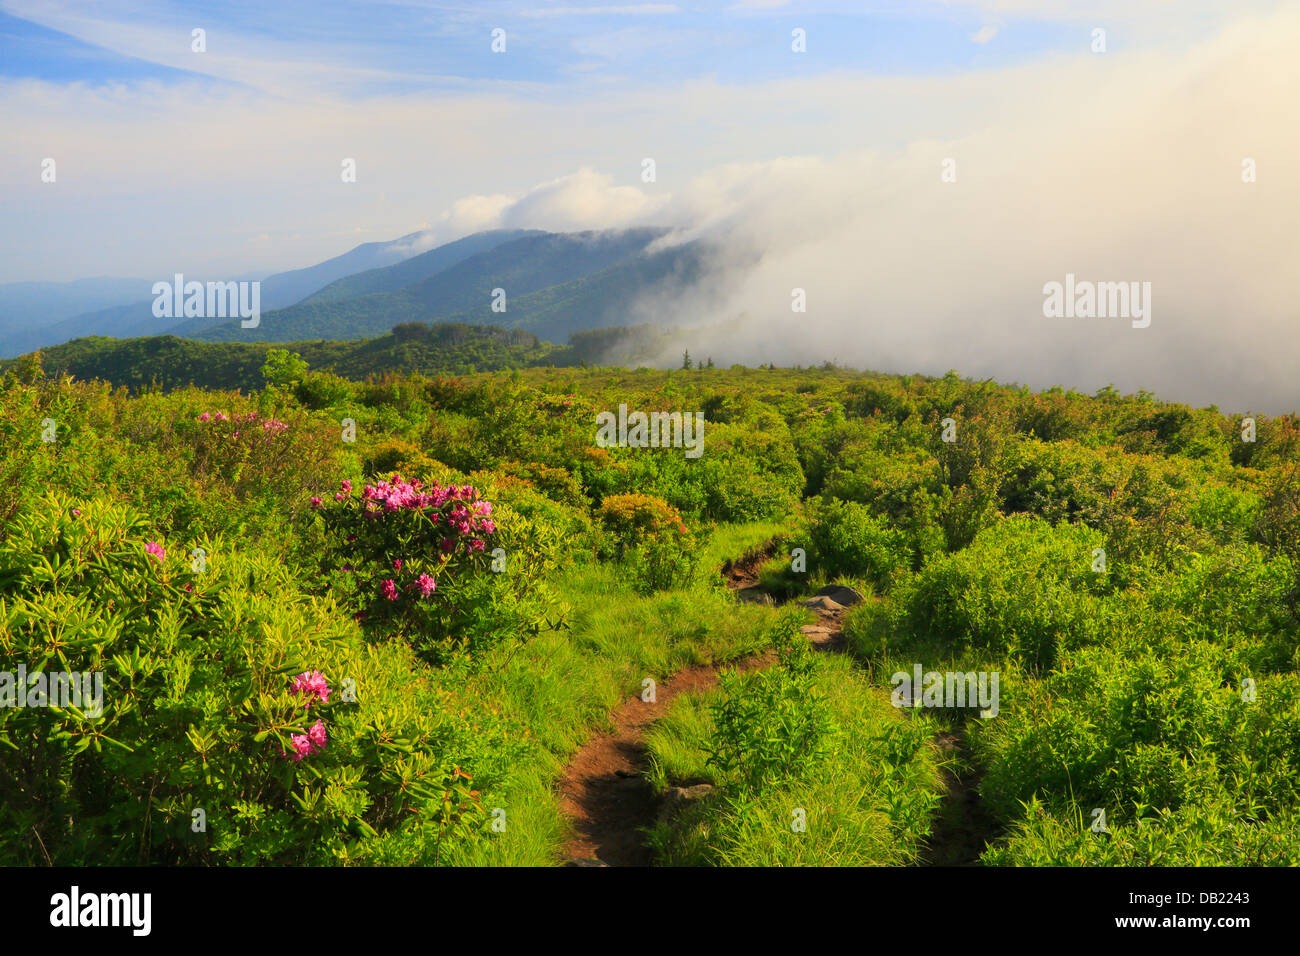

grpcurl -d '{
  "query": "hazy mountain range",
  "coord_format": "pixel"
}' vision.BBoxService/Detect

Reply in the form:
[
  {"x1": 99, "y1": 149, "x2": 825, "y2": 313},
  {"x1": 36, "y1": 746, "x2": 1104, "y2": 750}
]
[{"x1": 0, "y1": 226, "x2": 710, "y2": 358}]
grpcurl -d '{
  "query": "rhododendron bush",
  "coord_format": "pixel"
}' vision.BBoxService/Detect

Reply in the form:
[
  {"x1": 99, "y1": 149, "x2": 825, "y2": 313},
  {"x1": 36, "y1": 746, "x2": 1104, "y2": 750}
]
[
  {"x1": 313, "y1": 473, "x2": 564, "y2": 661},
  {"x1": 0, "y1": 494, "x2": 523, "y2": 865}
]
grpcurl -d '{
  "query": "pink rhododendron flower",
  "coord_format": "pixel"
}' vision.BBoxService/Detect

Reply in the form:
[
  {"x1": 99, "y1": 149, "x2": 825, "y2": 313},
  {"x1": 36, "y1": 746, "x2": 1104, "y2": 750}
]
[
  {"x1": 310, "y1": 496, "x2": 323, "y2": 509},
  {"x1": 381, "y1": 579, "x2": 398, "y2": 602},
  {"x1": 415, "y1": 573, "x2": 436, "y2": 597},
  {"x1": 145, "y1": 541, "x2": 166, "y2": 562},
  {"x1": 308, "y1": 719, "x2": 327, "y2": 749},
  {"x1": 198, "y1": 412, "x2": 211, "y2": 422},
  {"x1": 214, "y1": 412, "x2": 229, "y2": 422},
  {"x1": 340, "y1": 479, "x2": 352, "y2": 494},
  {"x1": 392, "y1": 558, "x2": 403, "y2": 572},
  {"x1": 284, "y1": 735, "x2": 312, "y2": 762},
  {"x1": 291, "y1": 670, "x2": 331, "y2": 707}
]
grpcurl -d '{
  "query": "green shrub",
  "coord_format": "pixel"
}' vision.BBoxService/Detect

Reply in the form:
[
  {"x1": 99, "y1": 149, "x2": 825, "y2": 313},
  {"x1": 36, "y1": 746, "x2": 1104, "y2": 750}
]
[
  {"x1": 706, "y1": 614, "x2": 839, "y2": 791},
  {"x1": 806, "y1": 497, "x2": 908, "y2": 588},
  {"x1": 0, "y1": 494, "x2": 521, "y2": 865},
  {"x1": 973, "y1": 642, "x2": 1300, "y2": 831}
]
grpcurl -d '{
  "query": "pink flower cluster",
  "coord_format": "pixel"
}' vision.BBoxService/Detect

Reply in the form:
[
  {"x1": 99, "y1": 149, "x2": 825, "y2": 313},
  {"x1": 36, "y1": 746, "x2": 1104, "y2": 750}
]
[
  {"x1": 145, "y1": 540, "x2": 166, "y2": 562},
  {"x1": 337, "y1": 475, "x2": 498, "y2": 542},
  {"x1": 283, "y1": 671, "x2": 332, "y2": 762},
  {"x1": 291, "y1": 670, "x2": 331, "y2": 707},
  {"x1": 380, "y1": 571, "x2": 435, "y2": 601},
  {"x1": 285, "y1": 719, "x2": 328, "y2": 762},
  {"x1": 314, "y1": 474, "x2": 497, "y2": 610}
]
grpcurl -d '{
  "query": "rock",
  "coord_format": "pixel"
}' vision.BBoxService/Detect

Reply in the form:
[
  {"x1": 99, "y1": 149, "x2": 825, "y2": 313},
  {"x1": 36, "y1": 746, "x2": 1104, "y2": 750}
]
[
  {"x1": 657, "y1": 784, "x2": 714, "y2": 823},
  {"x1": 816, "y1": 584, "x2": 866, "y2": 607},
  {"x1": 737, "y1": 587, "x2": 774, "y2": 606},
  {"x1": 801, "y1": 595, "x2": 845, "y2": 614},
  {"x1": 614, "y1": 768, "x2": 640, "y2": 778},
  {"x1": 568, "y1": 858, "x2": 610, "y2": 867}
]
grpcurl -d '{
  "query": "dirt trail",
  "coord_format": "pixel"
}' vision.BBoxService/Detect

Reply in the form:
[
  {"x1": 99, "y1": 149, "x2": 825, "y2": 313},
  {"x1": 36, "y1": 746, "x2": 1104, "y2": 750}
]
[
  {"x1": 920, "y1": 729, "x2": 999, "y2": 866},
  {"x1": 558, "y1": 544, "x2": 847, "y2": 866},
  {"x1": 556, "y1": 656, "x2": 772, "y2": 866}
]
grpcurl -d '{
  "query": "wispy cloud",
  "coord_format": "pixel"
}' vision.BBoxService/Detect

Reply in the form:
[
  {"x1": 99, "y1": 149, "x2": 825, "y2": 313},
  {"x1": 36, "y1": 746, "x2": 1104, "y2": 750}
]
[
  {"x1": 970, "y1": 25, "x2": 998, "y2": 44},
  {"x1": 518, "y1": 4, "x2": 679, "y2": 17}
]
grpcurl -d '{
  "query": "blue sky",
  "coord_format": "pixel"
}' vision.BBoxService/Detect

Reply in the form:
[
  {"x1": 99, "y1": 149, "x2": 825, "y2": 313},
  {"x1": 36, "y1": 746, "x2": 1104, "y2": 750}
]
[{"x1": 0, "y1": 1, "x2": 1101, "y2": 97}]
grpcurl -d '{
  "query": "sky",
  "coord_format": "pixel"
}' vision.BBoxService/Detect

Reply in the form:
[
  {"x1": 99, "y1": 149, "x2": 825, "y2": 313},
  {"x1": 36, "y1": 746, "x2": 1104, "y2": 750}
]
[{"x1": 1, "y1": 0, "x2": 1297, "y2": 410}]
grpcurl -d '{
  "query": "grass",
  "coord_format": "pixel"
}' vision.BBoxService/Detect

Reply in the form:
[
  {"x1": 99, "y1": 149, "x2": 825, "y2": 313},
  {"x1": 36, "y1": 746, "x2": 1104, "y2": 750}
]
[
  {"x1": 438, "y1": 521, "x2": 786, "y2": 865},
  {"x1": 696, "y1": 518, "x2": 791, "y2": 574},
  {"x1": 643, "y1": 651, "x2": 947, "y2": 866}
]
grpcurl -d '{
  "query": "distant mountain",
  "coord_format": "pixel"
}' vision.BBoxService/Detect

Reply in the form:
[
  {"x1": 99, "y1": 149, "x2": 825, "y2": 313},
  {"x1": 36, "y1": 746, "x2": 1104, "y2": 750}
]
[
  {"x1": 428, "y1": 238, "x2": 712, "y2": 342},
  {"x1": 0, "y1": 279, "x2": 259, "y2": 358},
  {"x1": 303, "y1": 229, "x2": 546, "y2": 303},
  {"x1": 0, "y1": 229, "x2": 448, "y2": 358},
  {"x1": 2, "y1": 225, "x2": 716, "y2": 360},
  {"x1": 193, "y1": 227, "x2": 683, "y2": 343},
  {"x1": 0, "y1": 278, "x2": 153, "y2": 356},
  {"x1": 255, "y1": 228, "x2": 449, "y2": 310},
  {"x1": 0, "y1": 277, "x2": 152, "y2": 329}
]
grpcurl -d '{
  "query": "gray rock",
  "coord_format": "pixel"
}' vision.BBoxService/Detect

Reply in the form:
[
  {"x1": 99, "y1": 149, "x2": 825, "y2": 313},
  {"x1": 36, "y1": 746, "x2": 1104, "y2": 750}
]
[
  {"x1": 801, "y1": 595, "x2": 845, "y2": 613},
  {"x1": 816, "y1": 584, "x2": 867, "y2": 607}
]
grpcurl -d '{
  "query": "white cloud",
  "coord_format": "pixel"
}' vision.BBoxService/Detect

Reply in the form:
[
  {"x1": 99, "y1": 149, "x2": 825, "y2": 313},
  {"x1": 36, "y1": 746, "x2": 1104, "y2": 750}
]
[
  {"x1": 970, "y1": 25, "x2": 998, "y2": 43},
  {"x1": 496, "y1": 167, "x2": 668, "y2": 231},
  {"x1": 519, "y1": 5, "x2": 680, "y2": 17},
  {"x1": 619, "y1": 7, "x2": 1300, "y2": 412}
]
